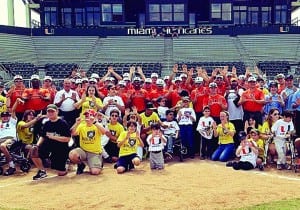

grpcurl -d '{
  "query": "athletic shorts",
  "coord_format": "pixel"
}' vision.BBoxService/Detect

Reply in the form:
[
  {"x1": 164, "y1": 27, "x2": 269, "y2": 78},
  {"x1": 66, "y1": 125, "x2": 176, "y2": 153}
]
[
  {"x1": 117, "y1": 153, "x2": 139, "y2": 171},
  {"x1": 73, "y1": 147, "x2": 103, "y2": 169}
]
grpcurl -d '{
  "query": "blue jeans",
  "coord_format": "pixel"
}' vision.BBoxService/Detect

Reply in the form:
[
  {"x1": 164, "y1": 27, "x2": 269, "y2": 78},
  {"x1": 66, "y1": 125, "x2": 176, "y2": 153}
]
[
  {"x1": 164, "y1": 134, "x2": 175, "y2": 153},
  {"x1": 211, "y1": 143, "x2": 234, "y2": 162},
  {"x1": 179, "y1": 125, "x2": 194, "y2": 157}
]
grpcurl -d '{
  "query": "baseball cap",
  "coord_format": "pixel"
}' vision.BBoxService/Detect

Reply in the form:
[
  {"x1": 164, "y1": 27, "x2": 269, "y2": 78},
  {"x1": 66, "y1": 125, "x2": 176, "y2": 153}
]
[
  {"x1": 123, "y1": 77, "x2": 130, "y2": 81},
  {"x1": 248, "y1": 76, "x2": 256, "y2": 82},
  {"x1": 47, "y1": 104, "x2": 58, "y2": 111},
  {"x1": 250, "y1": 129, "x2": 260, "y2": 135},
  {"x1": 84, "y1": 109, "x2": 97, "y2": 117},
  {"x1": 82, "y1": 77, "x2": 88, "y2": 82},
  {"x1": 226, "y1": 72, "x2": 233, "y2": 77},
  {"x1": 146, "y1": 102, "x2": 156, "y2": 110},
  {"x1": 44, "y1": 76, "x2": 52, "y2": 81},
  {"x1": 238, "y1": 75, "x2": 246, "y2": 80},
  {"x1": 91, "y1": 73, "x2": 100, "y2": 79},
  {"x1": 180, "y1": 73, "x2": 187, "y2": 78},
  {"x1": 118, "y1": 80, "x2": 126, "y2": 86},
  {"x1": 269, "y1": 81, "x2": 278, "y2": 88},
  {"x1": 145, "y1": 78, "x2": 152, "y2": 83},
  {"x1": 216, "y1": 75, "x2": 223, "y2": 79},
  {"x1": 0, "y1": 111, "x2": 11, "y2": 117},
  {"x1": 209, "y1": 82, "x2": 217, "y2": 88},
  {"x1": 31, "y1": 74, "x2": 40, "y2": 80},
  {"x1": 151, "y1": 73, "x2": 158, "y2": 78},
  {"x1": 13, "y1": 75, "x2": 23, "y2": 81},
  {"x1": 89, "y1": 78, "x2": 97, "y2": 83},
  {"x1": 285, "y1": 75, "x2": 294, "y2": 80},
  {"x1": 163, "y1": 75, "x2": 169, "y2": 80},
  {"x1": 195, "y1": 77, "x2": 204, "y2": 83},
  {"x1": 156, "y1": 79, "x2": 164, "y2": 86},
  {"x1": 133, "y1": 77, "x2": 141, "y2": 82},
  {"x1": 123, "y1": 73, "x2": 130, "y2": 78},
  {"x1": 237, "y1": 131, "x2": 247, "y2": 141},
  {"x1": 75, "y1": 79, "x2": 82, "y2": 84},
  {"x1": 174, "y1": 77, "x2": 182, "y2": 82},
  {"x1": 276, "y1": 73, "x2": 285, "y2": 79}
]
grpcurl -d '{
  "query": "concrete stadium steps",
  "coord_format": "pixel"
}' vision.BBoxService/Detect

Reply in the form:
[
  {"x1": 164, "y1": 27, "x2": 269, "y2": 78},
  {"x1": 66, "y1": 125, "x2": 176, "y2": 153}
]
[
  {"x1": 237, "y1": 34, "x2": 300, "y2": 62},
  {"x1": 93, "y1": 36, "x2": 165, "y2": 63},
  {"x1": 172, "y1": 35, "x2": 242, "y2": 62},
  {"x1": 0, "y1": 33, "x2": 37, "y2": 64},
  {"x1": 32, "y1": 36, "x2": 98, "y2": 66}
]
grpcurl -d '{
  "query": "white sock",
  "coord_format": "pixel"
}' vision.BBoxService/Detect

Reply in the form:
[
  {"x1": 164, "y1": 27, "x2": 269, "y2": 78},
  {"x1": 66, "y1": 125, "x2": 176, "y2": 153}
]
[{"x1": 9, "y1": 161, "x2": 15, "y2": 168}]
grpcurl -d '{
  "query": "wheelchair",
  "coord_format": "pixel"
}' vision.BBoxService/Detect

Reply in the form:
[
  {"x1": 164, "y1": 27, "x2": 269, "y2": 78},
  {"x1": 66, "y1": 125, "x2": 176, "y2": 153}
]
[
  {"x1": 163, "y1": 134, "x2": 187, "y2": 162},
  {"x1": 0, "y1": 141, "x2": 31, "y2": 175},
  {"x1": 264, "y1": 133, "x2": 299, "y2": 172}
]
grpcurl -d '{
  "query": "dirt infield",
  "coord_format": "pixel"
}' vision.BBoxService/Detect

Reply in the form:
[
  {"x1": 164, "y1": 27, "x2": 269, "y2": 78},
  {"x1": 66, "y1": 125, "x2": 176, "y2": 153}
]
[{"x1": 0, "y1": 159, "x2": 300, "y2": 210}]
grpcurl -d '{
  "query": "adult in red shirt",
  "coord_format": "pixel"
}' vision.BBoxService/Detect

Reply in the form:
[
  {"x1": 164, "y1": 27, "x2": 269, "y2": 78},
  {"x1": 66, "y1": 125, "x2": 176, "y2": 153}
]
[
  {"x1": 22, "y1": 75, "x2": 51, "y2": 113},
  {"x1": 203, "y1": 82, "x2": 227, "y2": 124},
  {"x1": 42, "y1": 76, "x2": 56, "y2": 105},
  {"x1": 238, "y1": 76, "x2": 265, "y2": 125},
  {"x1": 130, "y1": 77, "x2": 149, "y2": 113},
  {"x1": 6, "y1": 75, "x2": 26, "y2": 121},
  {"x1": 149, "y1": 79, "x2": 169, "y2": 105},
  {"x1": 191, "y1": 77, "x2": 208, "y2": 117},
  {"x1": 214, "y1": 75, "x2": 227, "y2": 96}
]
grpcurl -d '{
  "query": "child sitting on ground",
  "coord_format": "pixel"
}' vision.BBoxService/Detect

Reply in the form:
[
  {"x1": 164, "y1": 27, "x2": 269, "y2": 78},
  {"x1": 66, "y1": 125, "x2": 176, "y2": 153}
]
[
  {"x1": 226, "y1": 131, "x2": 258, "y2": 170},
  {"x1": 146, "y1": 123, "x2": 167, "y2": 170}
]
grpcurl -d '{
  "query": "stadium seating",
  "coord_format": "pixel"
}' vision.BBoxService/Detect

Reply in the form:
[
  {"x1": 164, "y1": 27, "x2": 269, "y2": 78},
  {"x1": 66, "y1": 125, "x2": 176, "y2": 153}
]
[
  {"x1": 44, "y1": 63, "x2": 78, "y2": 78},
  {"x1": 1, "y1": 62, "x2": 38, "y2": 79},
  {"x1": 257, "y1": 61, "x2": 290, "y2": 77}
]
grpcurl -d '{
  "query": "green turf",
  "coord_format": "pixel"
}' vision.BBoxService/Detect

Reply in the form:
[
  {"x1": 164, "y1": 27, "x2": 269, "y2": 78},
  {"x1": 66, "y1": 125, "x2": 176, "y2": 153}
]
[{"x1": 237, "y1": 198, "x2": 300, "y2": 210}]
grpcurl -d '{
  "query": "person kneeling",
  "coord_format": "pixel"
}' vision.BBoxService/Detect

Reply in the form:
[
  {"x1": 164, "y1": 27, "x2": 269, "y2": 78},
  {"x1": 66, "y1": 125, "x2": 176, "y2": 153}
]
[
  {"x1": 115, "y1": 121, "x2": 144, "y2": 174},
  {"x1": 69, "y1": 109, "x2": 107, "y2": 175}
]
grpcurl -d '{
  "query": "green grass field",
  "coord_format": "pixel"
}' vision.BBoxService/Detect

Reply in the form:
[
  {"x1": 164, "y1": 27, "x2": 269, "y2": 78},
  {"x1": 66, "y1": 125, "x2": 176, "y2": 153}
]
[
  {"x1": 1, "y1": 198, "x2": 300, "y2": 210},
  {"x1": 238, "y1": 198, "x2": 300, "y2": 210}
]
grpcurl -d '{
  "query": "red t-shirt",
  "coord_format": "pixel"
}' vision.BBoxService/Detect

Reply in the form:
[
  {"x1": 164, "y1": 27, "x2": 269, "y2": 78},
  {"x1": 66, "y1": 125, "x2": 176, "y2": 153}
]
[
  {"x1": 203, "y1": 94, "x2": 227, "y2": 117},
  {"x1": 22, "y1": 88, "x2": 51, "y2": 111},
  {"x1": 241, "y1": 88, "x2": 264, "y2": 112}
]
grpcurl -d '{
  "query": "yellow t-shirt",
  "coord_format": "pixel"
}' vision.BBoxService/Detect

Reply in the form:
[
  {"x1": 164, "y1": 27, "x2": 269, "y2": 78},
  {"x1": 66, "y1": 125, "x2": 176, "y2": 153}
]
[
  {"x1": 251, "y1": 138, "x2": 264, "y2": 158},
  {"x1": 0, "y1": 95, "x2": 7, "y2": 115},
  {"x1": 108, "y1": 122, "x2": 125, "y2": 143},
  {"x1": 216, "y1": 122, "x2": 235, "y2": 144},
  {"x1": 76, "y1": 123, "x2": 102, "y2": 154},
  {"x1": 81, "y1": 96, "x2": 103, "y2": 116},
  {"x1": 140, "y1": 112, "x2": 160, "y2": 134},
  {"x1": 17, "y1": 121, "x2": 34, "y2": 144},
  {"x1": 260, "y1": 121, "x2": 271, "y2": 135},
  {"x1": 117, "y1": 131, "x2": 140, "y2": 157}
]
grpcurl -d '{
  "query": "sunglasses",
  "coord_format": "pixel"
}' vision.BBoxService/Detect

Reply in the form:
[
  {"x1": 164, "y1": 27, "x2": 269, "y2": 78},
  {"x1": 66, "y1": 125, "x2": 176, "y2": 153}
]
[
  {"x1": 111, "y1": 114, "x2": 119, "y2": 118},
  {"x1": 89, "y1": 82, "x2": 96, "y2": 84},
  {"x1": 273, "y1": 113, "x2": 279, "y2": 116},
  {"x1": 14, "y1": 80, "x2": 23, "y2": 82},
  {"x1": 44, "y1": 80, "x2": 51, "y2": 82}
]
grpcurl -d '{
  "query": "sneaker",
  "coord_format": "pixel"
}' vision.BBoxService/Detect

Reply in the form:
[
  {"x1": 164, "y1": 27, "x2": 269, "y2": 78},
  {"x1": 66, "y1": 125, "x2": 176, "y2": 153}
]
[
  {"x1": 76, "y1": 163, "x2": 86, "y2": 175},
  {"x1": 226, "y1": 161, "x2": 234, "y2": 167},
  {"x1": 200, "y1": 156, "x2": 206, "y2": 160},
  {"x1": 277, "y1": 164, "x2": 283, "y2": 170},
  {"x1": 33, "y1": 170, "x2": 47, "y2": 180},
  {"x1": 257, "y1": 164, "x2": 264, "y2": 171},
  {"x1": 284, "y1": 164, "x2": 292, "y2": 170},
  {"x1": 3, "y1": 167, "x2": 16, "y2": 176}
]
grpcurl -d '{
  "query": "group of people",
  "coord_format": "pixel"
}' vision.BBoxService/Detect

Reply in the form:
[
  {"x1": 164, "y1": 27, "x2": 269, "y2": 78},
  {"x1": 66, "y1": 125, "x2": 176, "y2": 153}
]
[{"x1": 0, "y1": 63, "x2": 300, "y2": 180}]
